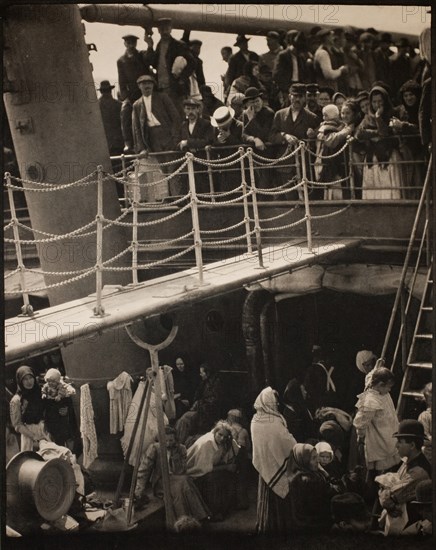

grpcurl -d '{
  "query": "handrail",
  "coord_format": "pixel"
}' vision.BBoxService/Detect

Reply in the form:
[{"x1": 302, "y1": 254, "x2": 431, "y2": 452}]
[{"x1": 379, "y1": 152, "x2": 432, "y2": 364}]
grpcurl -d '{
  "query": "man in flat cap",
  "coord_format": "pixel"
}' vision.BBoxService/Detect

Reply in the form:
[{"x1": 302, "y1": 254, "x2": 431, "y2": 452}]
[
  {"x1": 269, "y1": 82, "x2": 319, "y2": 198},
  {"x1": 117, "y1": 34, "x2": 153, "y2": 152},
  {"x1": 314, "y1": 28, "x2": 348, "y2": 93},
  {"x1": 258, "y1": 31, "x2": 283, "y2": 74},
  {"x1": 132, "y1": 74, "x2": 182, "y2": 195},
  {"x1": 224, "y1": 34, "x2": 259, "y2": 94},
  {"x1": 142, "y1": 18, "x2": 196, "y2": 116}
]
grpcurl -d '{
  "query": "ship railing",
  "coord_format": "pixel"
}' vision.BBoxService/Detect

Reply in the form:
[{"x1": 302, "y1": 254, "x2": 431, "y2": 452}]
[{"x1": 2, "y1": 141, "x2": 430, "y2": 318}]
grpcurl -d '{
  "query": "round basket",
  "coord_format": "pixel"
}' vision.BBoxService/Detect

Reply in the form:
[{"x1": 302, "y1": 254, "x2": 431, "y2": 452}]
[{"x1": 6, "y1": 451, "x2": 76, "y2": 521}]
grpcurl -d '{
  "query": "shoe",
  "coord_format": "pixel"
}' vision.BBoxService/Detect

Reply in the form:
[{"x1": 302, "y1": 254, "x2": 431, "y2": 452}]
[
  {"x1": 133, "y1": 494, "x2": 150, "y2": 510},
  {"x1": 123, "y1": 144, "x2": 134, "y2": 154}
]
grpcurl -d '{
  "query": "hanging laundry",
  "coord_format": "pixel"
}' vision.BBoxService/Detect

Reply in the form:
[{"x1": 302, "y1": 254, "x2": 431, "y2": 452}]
[
  {"x1": 107, "y1": 371, "x2": 133, "y2": 434},
  {"x1": 80, "y1": 384, "x2": 98, "y2": 470}
]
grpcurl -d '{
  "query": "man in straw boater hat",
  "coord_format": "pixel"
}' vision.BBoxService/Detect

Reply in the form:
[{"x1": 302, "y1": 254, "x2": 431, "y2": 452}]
[
  {"x1": 378, "y1": 419, "x2": 431, "y2": 532},
  {"x1": 210, "y1": 105, "x2": 243, "y2": 193}
]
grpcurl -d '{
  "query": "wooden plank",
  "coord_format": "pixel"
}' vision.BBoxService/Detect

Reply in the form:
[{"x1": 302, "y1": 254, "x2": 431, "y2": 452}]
[{"x1": 4, "y1": 239, "x2": 360, "y2": 363}]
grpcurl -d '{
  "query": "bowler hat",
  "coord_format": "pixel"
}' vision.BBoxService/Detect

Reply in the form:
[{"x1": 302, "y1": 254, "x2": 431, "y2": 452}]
[
  {"x1": 411, "y1": 480, "x2": 432, "y2": 505},
  {"x1": 393, "y1": 419, "x2": 428, "y2": 440},
  {"x1": 331, "y1": 492, "x2": 372, "y2": 522},
  {"x1": 190, "y1": 39, "x2": 202, "y2": 46},
  {"x1": 289, "y1": 83, "x2": 306, "y2": 95},
  {"x1": 242, "y1": 87, "x2": 263, "y2": 103},
  {"x1": 211, "y1": 106, "x2": 235, "y2": 128},
  {"x1": 234, "y1": 34, "x2": 250, "y2": 47},
  {"x1": 122, "y1": 34, "x2": 138, "y2": 41},
  {"x1": 98, "y1": 80, "x2": 115, "y2": 92},
  {"x1": 137, "y1": 74, "x2": 156, "y2": 85}
]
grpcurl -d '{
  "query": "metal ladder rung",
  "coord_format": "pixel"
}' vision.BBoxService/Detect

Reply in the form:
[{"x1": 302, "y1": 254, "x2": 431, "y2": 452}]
[
  {"x1": 422, "y1": 306, "x2": 433, "y2": 311},
  {"x1": 415, "y1": 333, "x2": 433, "y2": 339},
  {"x1": 408, "y1": 361, "x2": 432, "y2": 370},
  {"x1": 402, "y1": 391, "x2": 424, "y2": 399}
]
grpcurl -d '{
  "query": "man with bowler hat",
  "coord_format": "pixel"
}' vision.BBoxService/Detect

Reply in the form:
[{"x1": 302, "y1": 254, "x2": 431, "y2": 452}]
[
  {"x1": 117, "y1": 34, "x2": 152, "y2": 153},
  {"x1": 98, "y1": 81, "x2": 124, "y2": 157},
  {"x1": 379, "y1": 419, "x2": 431, "y2": 528},
  {"x1": 224, "y1": 35, "x2": 259, "y2": 92}
]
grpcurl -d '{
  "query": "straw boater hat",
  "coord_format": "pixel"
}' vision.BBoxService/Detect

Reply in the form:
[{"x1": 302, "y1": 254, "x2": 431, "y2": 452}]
[{"x1": 211, "y1": 106, "x2": 235, "y2": 128}]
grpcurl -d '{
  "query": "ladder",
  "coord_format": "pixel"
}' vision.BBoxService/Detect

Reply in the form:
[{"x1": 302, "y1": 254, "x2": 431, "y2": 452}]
[{"x1": 396, "y1": 263, "x2": 433, "y2": 419}]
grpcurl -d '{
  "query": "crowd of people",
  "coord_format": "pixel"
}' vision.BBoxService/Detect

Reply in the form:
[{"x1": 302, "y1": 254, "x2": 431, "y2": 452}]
[
  {"x1": 97, "y1": 19, "x2": 431, "y2": 201},
  {"x1": 7, "y1": 345, "x2": 433, "y2": 537}
]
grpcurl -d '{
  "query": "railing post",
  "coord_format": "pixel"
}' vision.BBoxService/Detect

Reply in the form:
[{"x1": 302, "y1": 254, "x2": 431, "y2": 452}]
[
  {"x1": 205, "y1": 145, "x2": 216, "y2": 203},
  {"x1": 131, "y1": 159, "x2": 139, "y2": 285},
  {"x1": 121, "y1": 154, "x2": 128, "y2": 204},
  {"x1": 247, "y1": 148, "x2": 265, "y2": 268},
  {"x1": 348, "y1": 137, "x2": 356, "y2": 199},
  {"x1": 239, "y1": 147, "x2": 253, "y2": 254},
  {"x1": 93, "y1": 165, "x2": 105, "y2": 316},
  {"x1": 300, "y1": 143, "x2": 313, "y2": 253},
  {"x1": 186, "y1": 152, "x2": 205, "y2": 285},
  {"x1": 6, "y1": 172, "x2": 33, "y2": 316}
]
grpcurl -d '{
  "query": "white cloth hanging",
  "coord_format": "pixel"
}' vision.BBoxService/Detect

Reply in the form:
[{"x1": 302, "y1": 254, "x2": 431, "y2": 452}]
[
  {"x1": 107, "y1": 371, "x2": 133, "y2": 434},
  {"x1": 120, "y1": 379, "x2": 168, "y2": 467},
  {"x1": 80, "y1": 384, "x2": 98, "y2": 469}
]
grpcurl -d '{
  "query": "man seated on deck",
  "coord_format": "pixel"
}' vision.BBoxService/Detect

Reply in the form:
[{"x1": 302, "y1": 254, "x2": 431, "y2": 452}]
[{"x1": 378, "y1": 419, "x2": 431, "y2": 535}]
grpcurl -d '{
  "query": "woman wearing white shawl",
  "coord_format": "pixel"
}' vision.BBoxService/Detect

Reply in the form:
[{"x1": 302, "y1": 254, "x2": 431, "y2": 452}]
[{"x1": 251, "y1": 386, "x2": 297, "y2": 534}]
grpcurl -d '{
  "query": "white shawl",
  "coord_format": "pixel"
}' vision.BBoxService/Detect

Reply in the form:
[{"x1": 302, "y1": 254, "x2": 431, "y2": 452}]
[{"x1": 251, "y1": 386, "x2": 296, "y2": 498}]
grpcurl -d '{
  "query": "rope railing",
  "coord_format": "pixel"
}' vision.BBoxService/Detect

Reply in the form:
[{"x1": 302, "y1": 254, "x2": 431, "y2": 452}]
[{"x1": 4, "y1": 142, "x2": 372, "y2": 316}]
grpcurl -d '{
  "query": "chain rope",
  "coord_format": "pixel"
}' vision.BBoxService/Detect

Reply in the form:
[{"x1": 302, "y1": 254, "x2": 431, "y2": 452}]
[
  {"x1": 258, "y1": 205, "x2": 300, "y2": 223},
  {"x1": 102, "y1": 244, "x2": 196, "y2": 271},
  {"x1": 136, "y1": 231, "x2": 194, "y2": 248},
  {"x1": 202, "y1": 229, "x2": 256, "y2": 247},
  {"x1": 201, "y1": 219, "x2": 248, "y2": 234},
  {"x1": 304, "y1": 139, "x2": 350, "y2": 159},
  {"x1": 310, "y1": 204, "x2": 351, "y2": 219}
]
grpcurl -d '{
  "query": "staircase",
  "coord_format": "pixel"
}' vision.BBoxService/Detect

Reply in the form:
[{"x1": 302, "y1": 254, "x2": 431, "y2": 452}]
[{"x1": 380, "y1": 153, "x2": 433, "y2": 421}]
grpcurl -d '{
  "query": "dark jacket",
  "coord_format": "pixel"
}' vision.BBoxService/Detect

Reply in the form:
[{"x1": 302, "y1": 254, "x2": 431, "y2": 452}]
[
  {"x1": 144, "y1": 36, "x2": 195, "y2": 96},
  {"x1": 242, "y1": 105, "x2": 275, "y2": 143},
  {"x1": 117, "y1": 49, "x2": 150, "y2": 102},
  {"x1": 98, "y1": 95, "x2": 124, "y2": 154},
  {"x1": 273, "y1": 48, "x2": 305, "y2": 93},
  {"x1": 213, "y1": 119, "x2": 244, "y2": 147},
  {"x1": 177, "y1": 117, "x2": 214, "y2": 152},
  {"x1": 269, "y1": 106, "x2": 319, "y2": 144},
  {"x1": 132, "y1": 92, "x2": 182, "y2": 153},
  {"x1": 225, "y1": 50, "x2": 259, "y2": 89}
]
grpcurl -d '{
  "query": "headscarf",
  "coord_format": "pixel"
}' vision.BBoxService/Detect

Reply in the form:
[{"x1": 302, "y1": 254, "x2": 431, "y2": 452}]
[
  {"x1": 186, "y1": 427, "x2": 239, "y2": 478},
  {"x1": 398, "y1": 80, "x2": 421, "y2": 125},
  {"x1": 15, "y1": 365, "x2": 45, "y2": 424},
  {"x1": 315, "y1": 441, "x2": 334, "y2": 462},
  {"x1": 287, "y1": 443, "x2": 317, "y2": 484},
  {"x1": 251, "y1": 387, "x2": 296, "y2": 498},
  {"x1": 319, "y1": 420, "x2": 345, "y2": 450},
  {"x1": 283, "y1": 379, "x2": 305, "y2": 408}
]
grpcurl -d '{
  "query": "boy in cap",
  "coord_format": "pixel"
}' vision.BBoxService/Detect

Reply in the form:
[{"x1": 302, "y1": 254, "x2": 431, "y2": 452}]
[{"x1": 331, "y1": 492, "x2": 372, "y2": 532}]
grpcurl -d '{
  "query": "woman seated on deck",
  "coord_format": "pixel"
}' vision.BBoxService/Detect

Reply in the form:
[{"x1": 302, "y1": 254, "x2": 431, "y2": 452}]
[
  {"x1": 133, "y1": 426, "x2": 210, "y2": 524},
  {"x1": 355, "y1": 85, "x2": 405, "y2": 200},
  {"x1": 186, "y1": 420, "x2": 240, "y2": 522}
]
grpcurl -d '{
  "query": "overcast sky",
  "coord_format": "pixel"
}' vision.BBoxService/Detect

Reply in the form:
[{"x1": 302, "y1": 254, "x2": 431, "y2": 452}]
[{"x1": 83, "y1": 4, "x2": 431, "y2": 100}]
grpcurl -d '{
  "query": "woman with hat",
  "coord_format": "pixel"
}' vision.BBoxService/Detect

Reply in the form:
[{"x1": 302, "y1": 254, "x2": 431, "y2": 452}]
[{"x1": 9, "y1": 365, "x2": 52, "y2": 451}]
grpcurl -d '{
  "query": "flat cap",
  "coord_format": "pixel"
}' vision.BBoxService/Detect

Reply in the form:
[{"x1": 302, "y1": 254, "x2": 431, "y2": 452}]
[{"x1": 137, "y1": 74, "x2": 156, "y2": 85}]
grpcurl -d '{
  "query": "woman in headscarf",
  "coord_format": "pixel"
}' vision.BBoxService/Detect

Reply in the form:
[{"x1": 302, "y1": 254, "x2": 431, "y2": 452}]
[
  {"x1": 9, "y1": 365, "x2": 51, "y2": 451},
  {"x1": 287, "y1": 443, "x2": 336, "y2": 533},
  {"x1": 251, "y1": 386, "x2": 297, "y2": 534},
  {"x1": 186, "y1": 420, "x2": 239, "y2": 521},
  {"x1": 355, "y1": 85, "x2": 405, "y2": 199},
  {"x1": 390, "y1": 80, "x2": 424, "y2": 197},
  {"x1": 282, "y1": 378, "x2": 315, "y2": 443}
]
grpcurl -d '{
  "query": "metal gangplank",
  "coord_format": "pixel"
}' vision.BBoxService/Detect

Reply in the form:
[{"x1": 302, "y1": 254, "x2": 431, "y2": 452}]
[{"x1": 4, "y1": 237, "x2": 360, "y2": 364}]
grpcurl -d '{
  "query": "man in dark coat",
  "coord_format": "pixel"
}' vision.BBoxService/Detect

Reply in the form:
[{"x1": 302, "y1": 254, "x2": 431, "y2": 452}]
[
  {"x1": 176, "y1": 98, "x2": 214, "y2": 193},
  {"x1": 117, "y1": 34, "x2": 151, "y2": 152},
  {"x1": 390, "y1": 37, "x2": 412, "y2": 99},
  {"x1": 269, "y1": 83, "x2": 319, "y2": 199},
  {"x1": 373, "y1": 32, "x2": 394, "y2": 91},
  {"x1": 143, "y1": 18, "x2": 195, "y2": 116},
  {"x1": 225, "y1": 34, "x2": 259, "y2": 92},
  {"x1": 273, "y1": 30, "x2": 305, "y2": 103}
]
